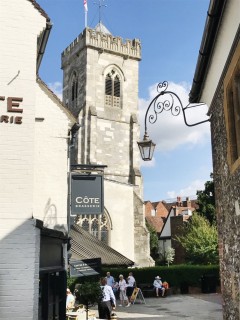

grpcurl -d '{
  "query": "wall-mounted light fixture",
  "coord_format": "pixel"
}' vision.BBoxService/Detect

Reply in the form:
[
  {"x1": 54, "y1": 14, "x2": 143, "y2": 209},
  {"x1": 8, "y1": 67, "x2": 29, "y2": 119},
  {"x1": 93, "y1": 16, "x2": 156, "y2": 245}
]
[{"x1": 138, "y1": 81, "x2": 210, "y2": 161}]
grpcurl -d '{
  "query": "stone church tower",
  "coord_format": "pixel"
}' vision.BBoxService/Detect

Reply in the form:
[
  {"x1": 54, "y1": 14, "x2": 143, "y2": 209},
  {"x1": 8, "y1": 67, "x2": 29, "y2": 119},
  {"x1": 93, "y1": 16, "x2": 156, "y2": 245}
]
[{"x1": 61, "y1": 24, "x2": 154, "y2": 266}]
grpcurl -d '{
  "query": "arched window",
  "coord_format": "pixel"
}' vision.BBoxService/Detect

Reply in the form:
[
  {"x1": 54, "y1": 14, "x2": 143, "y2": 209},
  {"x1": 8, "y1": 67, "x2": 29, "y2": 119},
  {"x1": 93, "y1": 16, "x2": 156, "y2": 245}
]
[
  {"x1": 76, "y1": 212, "x2": 111, "y2": 244},
  {"x1": 105, "y1": 70, "x2": 121, "y2": 107},
  {"x1": 82, "y1": 219, "x2": 89, "y2": 232},
  {"x1": 91, "y1": 219, "x2": 99, "y2": 238}
]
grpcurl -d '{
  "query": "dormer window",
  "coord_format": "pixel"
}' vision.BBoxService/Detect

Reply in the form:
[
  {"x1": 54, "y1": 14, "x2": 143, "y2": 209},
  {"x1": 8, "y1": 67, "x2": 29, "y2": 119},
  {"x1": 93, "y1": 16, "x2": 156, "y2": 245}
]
[{"x1": 105, "y1": 70, "x2": 121, "y2": 107}]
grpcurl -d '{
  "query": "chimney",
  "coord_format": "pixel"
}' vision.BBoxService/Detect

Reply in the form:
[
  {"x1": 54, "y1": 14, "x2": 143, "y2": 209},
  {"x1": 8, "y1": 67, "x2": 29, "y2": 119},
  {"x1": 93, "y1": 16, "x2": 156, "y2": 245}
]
[
  {"x1": 177, "y1": 196, "x2": 182, "y2": 207},
  {"x1": 185, "y1": 197, "x2": 191, "y2": 208}
]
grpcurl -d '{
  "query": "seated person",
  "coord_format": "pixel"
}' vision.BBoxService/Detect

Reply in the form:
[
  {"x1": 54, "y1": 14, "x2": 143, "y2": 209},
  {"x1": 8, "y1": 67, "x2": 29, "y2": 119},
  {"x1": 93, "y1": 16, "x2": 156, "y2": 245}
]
[
  {"x1": 153, "y1": 276, "x2": 165, "y2": 297},
  {"x1": 66, "y1": 288, "x2": 75, "y2": 310}
]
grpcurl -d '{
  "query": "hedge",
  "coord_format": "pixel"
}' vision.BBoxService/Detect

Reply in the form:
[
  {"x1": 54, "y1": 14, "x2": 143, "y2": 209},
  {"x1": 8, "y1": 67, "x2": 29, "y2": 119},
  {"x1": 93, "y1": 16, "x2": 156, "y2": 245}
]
[
  {"x1": 101, "y1": 265, "x2": 220, "y2": 288},
  {"x1": 68, "y1": 265, "x2": 220, "y2": 291}
]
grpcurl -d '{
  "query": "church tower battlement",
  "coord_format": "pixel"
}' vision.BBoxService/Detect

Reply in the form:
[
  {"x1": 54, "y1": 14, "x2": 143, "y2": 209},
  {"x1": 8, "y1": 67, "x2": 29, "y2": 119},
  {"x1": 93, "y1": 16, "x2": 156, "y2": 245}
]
[
  {"x1": 62, "y1": 27, "x2": 141, "y2": 63},
  {"x1": 61, "y1": 25, "x2": 142, "y2": 187}
]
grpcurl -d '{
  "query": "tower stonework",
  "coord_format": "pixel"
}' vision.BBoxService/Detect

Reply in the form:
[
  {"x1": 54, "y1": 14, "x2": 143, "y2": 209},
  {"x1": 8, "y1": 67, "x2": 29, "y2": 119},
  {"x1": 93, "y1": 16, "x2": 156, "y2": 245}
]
[{"x1": 62, "y1": 26, "x2": 154, "y2": 266}]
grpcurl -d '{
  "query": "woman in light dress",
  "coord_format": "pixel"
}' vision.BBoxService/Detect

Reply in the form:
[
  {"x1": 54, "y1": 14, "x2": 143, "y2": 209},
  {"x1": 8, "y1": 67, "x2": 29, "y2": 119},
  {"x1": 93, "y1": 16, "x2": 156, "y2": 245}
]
[{"x1": 118, "y1": 274, "x2": 128, "y2": 306}]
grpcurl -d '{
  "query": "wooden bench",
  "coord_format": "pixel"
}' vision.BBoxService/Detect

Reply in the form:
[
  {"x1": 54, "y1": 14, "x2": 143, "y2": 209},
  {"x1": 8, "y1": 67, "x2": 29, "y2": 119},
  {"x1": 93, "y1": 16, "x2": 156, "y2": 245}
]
[
  {"x1": 138, "y1": 283, "x2": 155, "y2": 297},
  {"x1": 138, "y1": 283, "x2": 170, "y2": 297}
]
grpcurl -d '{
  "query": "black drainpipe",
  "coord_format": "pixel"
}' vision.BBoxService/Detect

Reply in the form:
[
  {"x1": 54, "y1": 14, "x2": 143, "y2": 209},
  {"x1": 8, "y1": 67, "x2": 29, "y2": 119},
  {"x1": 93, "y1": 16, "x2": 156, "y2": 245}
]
[{"x1": 36, "y1": 21, "x2": 52, "y2": 73}]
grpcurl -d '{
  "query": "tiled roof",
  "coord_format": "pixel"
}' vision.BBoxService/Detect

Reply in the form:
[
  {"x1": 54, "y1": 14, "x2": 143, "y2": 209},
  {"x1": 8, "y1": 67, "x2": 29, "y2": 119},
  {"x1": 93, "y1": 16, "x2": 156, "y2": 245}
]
[
  {"x1": 144, "y1": 201, "x2": 169, "y2": 218},
  {"x1": 146, "y1": 216, "x2": 164, "y2": 233},
  {"x1": 70, "y1": 224, "x2": 134, "y2": 267},
  {"x1": 28, "y1": 0, "x2": 50, "y2": 20},
  {"x1": 162, "y1": 202, "x2": 173, "y2": 212}
]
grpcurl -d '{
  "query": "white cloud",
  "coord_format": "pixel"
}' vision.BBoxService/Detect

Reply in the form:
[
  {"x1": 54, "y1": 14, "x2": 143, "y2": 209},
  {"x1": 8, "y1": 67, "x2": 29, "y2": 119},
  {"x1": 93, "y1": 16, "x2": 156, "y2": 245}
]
[
  {"x1": 139, "y1": 81, "x2": 210, "y2": 153},
  {"x1": 166, "y1": 179, "x2": 205, "y2": 199},
  {"x1": 48, "y1": 82, "x2": 63, "y2": 100}
]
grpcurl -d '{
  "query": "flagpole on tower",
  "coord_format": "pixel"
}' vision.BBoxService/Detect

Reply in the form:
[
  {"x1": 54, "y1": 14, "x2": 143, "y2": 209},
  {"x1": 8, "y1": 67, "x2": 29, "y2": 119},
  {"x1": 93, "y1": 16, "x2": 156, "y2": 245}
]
[{"x1": 84, "y1": 0, "x2": 88, "y2": 28}]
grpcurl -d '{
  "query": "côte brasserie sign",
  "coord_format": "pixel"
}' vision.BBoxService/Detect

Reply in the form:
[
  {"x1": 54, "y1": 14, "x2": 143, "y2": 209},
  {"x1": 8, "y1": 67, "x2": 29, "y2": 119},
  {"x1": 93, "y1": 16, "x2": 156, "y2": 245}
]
[
  {"x1": 0, "y1": 96, "x2": 23, "y2": 124},
  {"x1": 71, "y1": 174, "x2": 104, "y2": 216}
]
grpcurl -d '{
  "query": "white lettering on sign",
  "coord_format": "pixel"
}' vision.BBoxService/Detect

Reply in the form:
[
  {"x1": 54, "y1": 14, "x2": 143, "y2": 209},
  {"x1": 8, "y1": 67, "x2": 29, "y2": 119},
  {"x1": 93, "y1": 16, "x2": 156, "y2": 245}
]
[{"x1": 76, "y1": 196, "x2": 100, "y2": 204}]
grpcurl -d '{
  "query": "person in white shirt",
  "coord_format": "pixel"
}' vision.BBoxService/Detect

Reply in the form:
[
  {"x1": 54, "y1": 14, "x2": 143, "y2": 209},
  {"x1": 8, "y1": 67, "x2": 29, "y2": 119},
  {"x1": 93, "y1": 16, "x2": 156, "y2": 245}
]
[
  {"x1": 66, "y1": 288, "x2": 75, "y2": 310},
  {"x1": 118, "y1": 274, "x2": 128, "y2": 307},
  {"x1": 153, "y1": 276, "x2": 165, "y2": 297},
  {"x1": 98, "y1": 277, "x2": 116, "y2": 319},
  {"x1": 126, "y1": 272, "x2": 136, "y2": 307}
]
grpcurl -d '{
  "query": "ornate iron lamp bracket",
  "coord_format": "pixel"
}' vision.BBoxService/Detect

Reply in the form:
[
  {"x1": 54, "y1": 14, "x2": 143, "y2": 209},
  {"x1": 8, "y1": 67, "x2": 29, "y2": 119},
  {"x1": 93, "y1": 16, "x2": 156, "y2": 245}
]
[
  {"x1": 143, "y1": 81, "x2": 210, "y2": 134},
  {"x1": 138, "y1": 81, "x2": 210, "y2": 161}
]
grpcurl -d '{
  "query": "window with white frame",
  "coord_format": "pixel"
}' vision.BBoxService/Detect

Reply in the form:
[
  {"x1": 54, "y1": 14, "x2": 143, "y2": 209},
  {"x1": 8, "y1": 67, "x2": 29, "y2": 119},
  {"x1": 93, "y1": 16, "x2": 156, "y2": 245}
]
[{"x1": 76, "y1": 212, "x2": 110, "y2": 244}]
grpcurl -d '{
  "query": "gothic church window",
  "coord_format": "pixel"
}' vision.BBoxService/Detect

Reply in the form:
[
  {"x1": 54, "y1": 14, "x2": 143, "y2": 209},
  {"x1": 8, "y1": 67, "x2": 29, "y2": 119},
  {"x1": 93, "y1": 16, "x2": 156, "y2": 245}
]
[
  {"x1": 224, "y1": 43, "x2": 240, "y2": 172},
  {"x1": 70, "y1": 71, "x2": 78, "y2": 108},
  {"x1": 76, "y1": 212, "x2": 110, "y2": 244},
  {"x1": 105, "y1": 70, "x2": 121, "y2": 108}
]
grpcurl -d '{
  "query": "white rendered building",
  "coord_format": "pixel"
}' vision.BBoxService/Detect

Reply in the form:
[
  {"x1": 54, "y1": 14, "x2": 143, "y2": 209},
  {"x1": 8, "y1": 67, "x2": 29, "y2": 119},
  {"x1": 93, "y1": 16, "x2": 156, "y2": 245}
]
[{"x1": 0, "y1": 1, "x2": 76, "y2": 319}]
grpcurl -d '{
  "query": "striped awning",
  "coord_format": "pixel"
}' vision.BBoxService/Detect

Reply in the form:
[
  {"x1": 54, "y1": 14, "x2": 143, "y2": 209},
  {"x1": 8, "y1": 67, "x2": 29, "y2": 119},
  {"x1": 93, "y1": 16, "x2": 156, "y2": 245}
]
[{"x1": 70, "y1": 224, "x2": 134, "y2": 267}]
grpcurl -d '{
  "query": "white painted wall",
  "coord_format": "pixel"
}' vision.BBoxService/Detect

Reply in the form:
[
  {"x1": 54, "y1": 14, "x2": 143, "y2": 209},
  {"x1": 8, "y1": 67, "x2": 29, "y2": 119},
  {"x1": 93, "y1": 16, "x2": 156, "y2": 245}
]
[
  {"x1": 201, "y1": 0, "x2": 240, "y2": 105},
  {"x1": 34, "y1": 82, "x2": 74, "y2": 230},
  {"x1": 0, "y1": 0, "x2": 46, "y2": 222},
  {"x1": 104, "y1": 179, "x2": 135, "y2": 261},
  {"x1": 160, "y1": 208, "x2": 175, "y2": 238},
  {"x1": 0, "y1": 1, "x2": 73, "y2": 318},
  {"x1": 0, "y1": 220, "x2": 40, "y2": 319},
  {"x1": 0, "y1": 1, "x2": 45, "y2": 317}
]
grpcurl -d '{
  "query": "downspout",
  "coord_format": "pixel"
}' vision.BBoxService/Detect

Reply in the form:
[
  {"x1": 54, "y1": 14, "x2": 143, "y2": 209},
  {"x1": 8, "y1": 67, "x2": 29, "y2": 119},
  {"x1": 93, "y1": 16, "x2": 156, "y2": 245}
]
[
  {"x1": 36, "y1": 21, "x2": 52, "y2": 73},
  {"x1": 189, "y1": 0, "x2": 227, "y2": 103},
  {"x1": 67, "y1": 123, "x2": 81, "y2": 233}
]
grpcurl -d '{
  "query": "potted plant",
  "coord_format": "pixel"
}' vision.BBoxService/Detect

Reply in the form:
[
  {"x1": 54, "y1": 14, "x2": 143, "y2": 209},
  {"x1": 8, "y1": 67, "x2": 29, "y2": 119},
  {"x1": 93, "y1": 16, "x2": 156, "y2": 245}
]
[{"x1": 75, "y1": 281, "x2": 103, "y2": 320}]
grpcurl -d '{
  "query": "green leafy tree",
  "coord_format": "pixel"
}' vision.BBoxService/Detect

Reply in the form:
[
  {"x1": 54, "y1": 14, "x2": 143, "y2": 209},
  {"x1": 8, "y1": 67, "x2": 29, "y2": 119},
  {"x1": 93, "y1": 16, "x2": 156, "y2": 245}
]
[
  {"x1": 196, "y1": 174, "x2": 216, "y2": 225},
  {"x1": 175, "y1": 213, "x2": 218, "y2": 265},
  {"x1": 146, "y1": 220, "x2": 159, "y2": 260}
]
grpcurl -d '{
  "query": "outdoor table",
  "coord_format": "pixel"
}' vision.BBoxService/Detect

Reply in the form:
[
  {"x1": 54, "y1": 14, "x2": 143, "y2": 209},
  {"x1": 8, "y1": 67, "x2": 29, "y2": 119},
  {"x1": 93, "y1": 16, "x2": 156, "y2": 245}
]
[{"x1": 66, "y1": 310, "x2": 96, "y2": 320}]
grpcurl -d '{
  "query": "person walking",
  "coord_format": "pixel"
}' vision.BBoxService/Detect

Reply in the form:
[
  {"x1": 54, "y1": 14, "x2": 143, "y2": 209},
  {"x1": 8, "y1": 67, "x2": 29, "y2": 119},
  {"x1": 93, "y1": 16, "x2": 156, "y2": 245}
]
[
  {"x1": 66, "y1": 288, "x2": 75, "y2": 310},
  {"x1": 106, "y1": 271, "x2": 119, "y2": 298},
  {"x1": 98, "y1": 277, "x2": 116, "y2": 319},
  {"x1": 126, "y1": 272, "x2": 136, "y2": 307},
  {"x1": 118, "y1": 274, "x2": 128, "y2": 307},
  {"x1": 106, "y1": 271, "x2": 115, "y2": 287}
]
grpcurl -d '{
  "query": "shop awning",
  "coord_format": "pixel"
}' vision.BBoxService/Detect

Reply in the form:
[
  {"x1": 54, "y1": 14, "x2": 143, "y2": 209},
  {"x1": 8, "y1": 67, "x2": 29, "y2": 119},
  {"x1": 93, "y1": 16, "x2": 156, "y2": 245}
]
[{"x1": 70, "y1": 224, "x2": 134, "y2": 267}]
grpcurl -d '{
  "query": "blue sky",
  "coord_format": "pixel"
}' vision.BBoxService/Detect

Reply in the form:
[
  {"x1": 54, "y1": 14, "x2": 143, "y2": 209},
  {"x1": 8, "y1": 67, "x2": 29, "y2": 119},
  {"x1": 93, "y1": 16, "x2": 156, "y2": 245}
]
[{"x1": 37, "y1": 0, "x2": 212, "y2": 202}]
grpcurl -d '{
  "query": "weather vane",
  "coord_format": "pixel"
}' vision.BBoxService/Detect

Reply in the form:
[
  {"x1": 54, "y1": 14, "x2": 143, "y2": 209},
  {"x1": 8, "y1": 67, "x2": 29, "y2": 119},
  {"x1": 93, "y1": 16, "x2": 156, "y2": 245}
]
[{"x1": 94, "y1": 0, "x2": 107, "y2": 24}]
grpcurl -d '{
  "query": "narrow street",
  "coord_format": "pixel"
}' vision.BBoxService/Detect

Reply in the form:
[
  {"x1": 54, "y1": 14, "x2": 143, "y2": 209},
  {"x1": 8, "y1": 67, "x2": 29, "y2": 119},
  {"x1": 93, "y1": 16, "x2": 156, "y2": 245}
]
[{"x1": 93, "y1": 294, "x2": 222, "y2": 320}]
